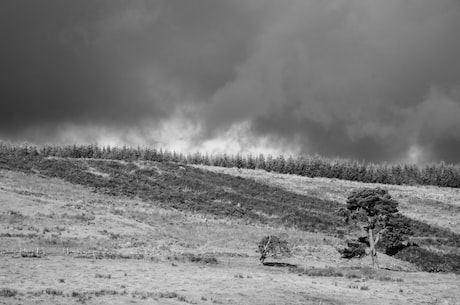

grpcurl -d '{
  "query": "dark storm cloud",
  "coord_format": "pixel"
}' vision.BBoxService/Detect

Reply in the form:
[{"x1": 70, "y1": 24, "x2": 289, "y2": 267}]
[
  {"x1": 1, "y1": 0, "x2": 460, "y2": 163},
  {"x1": 0, "y1": 0, "x2": 260, "y2": 130},
  {"x1": 404, "y1": 89, "x2": 460, "y2": 163},
  {"x1": 204, "y1": 0, "x2": 460, "y2": 163},
  {"x1": 0, "y1": 1, "x2": 152, "y2": 129}
]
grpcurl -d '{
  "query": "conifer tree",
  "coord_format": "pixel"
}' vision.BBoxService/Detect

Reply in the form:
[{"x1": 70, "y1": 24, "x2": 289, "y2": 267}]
[{"x1": 339, "y1": 187, "x2": 401, "y2": 268}]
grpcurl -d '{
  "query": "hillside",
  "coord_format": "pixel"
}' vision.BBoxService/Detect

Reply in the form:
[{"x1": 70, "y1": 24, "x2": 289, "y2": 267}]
[
  {"x1": 1, "y1": 154, "x2": 459, "y2": 254},
  {"x1": 195, "y1": 165, "x2": 460, "y2": 235},
  {"x1": 1, "y1": 155, "x2": 460, "y2": 304}
]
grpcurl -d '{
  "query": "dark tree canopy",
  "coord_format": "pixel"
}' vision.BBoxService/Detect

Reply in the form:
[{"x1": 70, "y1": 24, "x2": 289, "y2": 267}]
[{"x1": 346, "y1": 187, "x2": 399, "y2": 219}]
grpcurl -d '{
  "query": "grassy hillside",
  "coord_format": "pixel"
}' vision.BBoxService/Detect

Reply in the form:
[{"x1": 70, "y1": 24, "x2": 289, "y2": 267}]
[
  {"x1": 1, "y1": 154, "x2": 460, "y2": 304},
  {"x1": 1, "y1": 169, "x2": 355, "y2": 305},
  {"x1": 1, "y1": 153, "x2": 460, "y2": 258},
  {"x1": 0, "y1": 154, "x2": 345, "y2": 233},
  {"x1": 196, "y1": 166, "x2": 460, "y2": 243}
]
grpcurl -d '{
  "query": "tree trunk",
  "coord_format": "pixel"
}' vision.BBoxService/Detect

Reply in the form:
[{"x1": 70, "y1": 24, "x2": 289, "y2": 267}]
[
  {"x1": 260, "y1": 235, "x2": 271, "y2": 265},
  {"x1": 368, "y1": 228, "x2": 379, "y2": 269}
]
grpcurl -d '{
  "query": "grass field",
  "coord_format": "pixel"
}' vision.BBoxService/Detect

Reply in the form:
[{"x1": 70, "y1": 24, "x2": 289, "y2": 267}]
[
  {"x1": 195, "y1": 165, "x2": 460, "y2": 234},
  {"x1": 1, "y1": 157, "x2": 460, "y2": 304}
]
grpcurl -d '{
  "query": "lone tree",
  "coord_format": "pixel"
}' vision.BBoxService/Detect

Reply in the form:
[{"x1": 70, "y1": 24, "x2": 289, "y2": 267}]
[
  {"x1": 338, "y1": 187, "x2": 401, "y2": 268},
  {"x1": 258, "y1": 235, "x2": 291, "y2": 264}
]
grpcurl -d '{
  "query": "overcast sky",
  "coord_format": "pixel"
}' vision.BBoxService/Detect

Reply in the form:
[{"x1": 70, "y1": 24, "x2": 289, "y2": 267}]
[{"x1": 1, "y1": 0, "x2": 460, "y2": 164}]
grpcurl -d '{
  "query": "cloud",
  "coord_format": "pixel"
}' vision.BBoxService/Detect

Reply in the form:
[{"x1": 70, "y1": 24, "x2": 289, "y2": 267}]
[
  {"x1": 0, "y1": 0, "x2": 260, "y2": 129},
  {"x1": 204, "y1": 0, "x2": 460, "y2": 162},
  {"x1": 404, "y1": 88, "x2": 460, "y2": 163},
  {"x1": 1, "y1": 0, "x2": 460, "y2": 163}
]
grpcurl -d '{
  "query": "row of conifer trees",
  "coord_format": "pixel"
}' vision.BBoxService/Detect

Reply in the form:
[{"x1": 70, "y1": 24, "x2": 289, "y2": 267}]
[{"x1": 1, "y1": 143, "x2": 460, "y2": 188}]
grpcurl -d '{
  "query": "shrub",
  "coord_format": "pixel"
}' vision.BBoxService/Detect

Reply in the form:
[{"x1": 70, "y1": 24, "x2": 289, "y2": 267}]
[
  {"x1": 337, "y1": 240, "x2": 367, "y2": 259},
  {"x1": 378, "y1": 213, "x2": 412, "y2": 255},
  {"x1": 395, "y1": 247, "x2": 460, "y2": 273},
  {"x1": 45, "y1": 288, "x2": 63, "y2": 296},
  {"x1": 258, "y1": 235, "x2": 291, "y2": 264},
  {"x1": 168, "y1": 253, "x2": 218, "y2": 265},
  {"x1": 304, "y1": 268, "x2": 344, "y2": 277},
  {"x1": 0, "y1": 288, "x2": 18, "y2": 297},
  {"x1": 185, "y1": 253, "x2": 218, "y2": 264}
]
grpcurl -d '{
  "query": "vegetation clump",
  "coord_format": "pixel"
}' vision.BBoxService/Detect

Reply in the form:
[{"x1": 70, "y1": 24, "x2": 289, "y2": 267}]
[
  {"x1": 169, "y1": 253, "x2": 218, "y2": 265},
  {"x1": 395, "y1": 247, "x2": 460, "y2": 274},
  {"x1": 0, "y1": 288, "x2": 18, "y2": 297},
  {"x1": 338, "y1": 240, "x2": 367, "y2": 259},
  {"x1": 258, "y1": 235, "x2": 291, "y2": 264}
]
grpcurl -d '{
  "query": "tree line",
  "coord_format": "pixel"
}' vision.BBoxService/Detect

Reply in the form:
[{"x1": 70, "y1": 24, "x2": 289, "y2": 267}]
[{"x1": 1, "y1": 142, "x2": 459, "y2": 188}]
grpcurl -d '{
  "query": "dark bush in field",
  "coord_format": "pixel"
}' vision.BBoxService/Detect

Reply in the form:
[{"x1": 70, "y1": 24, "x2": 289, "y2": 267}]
[
  {"x1": 168, "y1": 253, "x2": 218, "y2": 265},
  {"x1": 0, "y1": 288, "x2": 18, "y2": 297},
  {"x1": 338, "y1": 240, "x2": 367, "y2": 259},
  {"x1": 258, "y1": 235, "x2": 291, "y2": 264},
  {"x1": 378, "y1": 213, "x2": 413, "y2": 255},
  {"x1": 395, "y1": 247, "x2": 460, "y2": 274}
]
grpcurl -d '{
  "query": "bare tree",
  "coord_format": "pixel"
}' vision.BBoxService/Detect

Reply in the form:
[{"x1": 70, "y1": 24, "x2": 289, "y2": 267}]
[{"x1": 258, "y1": 235, "x2": 291, "y2": 264}]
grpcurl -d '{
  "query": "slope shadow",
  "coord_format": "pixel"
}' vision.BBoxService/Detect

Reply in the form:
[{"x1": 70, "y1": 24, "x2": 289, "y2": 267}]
[{"x1": 263, "y1": 262, "x2": 298, "y2": 268}]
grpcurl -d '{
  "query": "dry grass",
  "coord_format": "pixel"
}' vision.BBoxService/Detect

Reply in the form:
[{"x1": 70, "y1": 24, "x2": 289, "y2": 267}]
[
  {"x1": 194, "y1": 165, "x2": 460, "y2": 234},
  {"x1": 1, "y1": 169, "x2": 460, "y2": 305}
]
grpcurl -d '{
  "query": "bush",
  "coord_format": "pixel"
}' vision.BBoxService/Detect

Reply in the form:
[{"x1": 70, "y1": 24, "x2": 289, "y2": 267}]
[
  {"x1": 302, "y1": 267, "x2": 344, "y2": 277},
  {"x1": 258, "y1": 235, "x2": 291, "y2": 264},
  {"x1": 168, "y1": 253, "x2": 218, "y2": 265},
  {"x1": 45, "y1": 288, "x2": 63, "y2": 296},
  {"x1": 395, "y1": 247, "x2": 460, "y2": 273},
  {"x1": 378, "y1": 213, "x2": 412, "y2": 255},
  {"x1": 0, "y1": 288, "x2": 18, "y2": 297},
  {"x1": 338, "y1": 240, "x2": 367, "y2": 259}
]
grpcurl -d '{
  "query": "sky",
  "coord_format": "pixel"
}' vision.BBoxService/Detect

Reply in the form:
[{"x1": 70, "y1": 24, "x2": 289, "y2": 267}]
[{"x1": 1, "y1": 0, "x2": 460, "y2": 164}]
